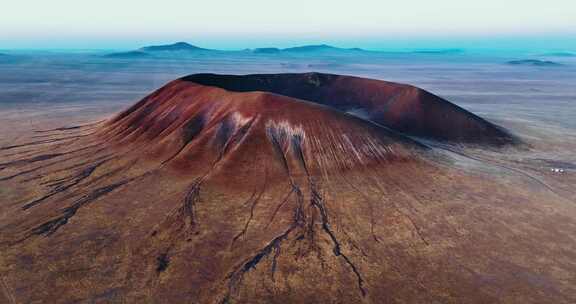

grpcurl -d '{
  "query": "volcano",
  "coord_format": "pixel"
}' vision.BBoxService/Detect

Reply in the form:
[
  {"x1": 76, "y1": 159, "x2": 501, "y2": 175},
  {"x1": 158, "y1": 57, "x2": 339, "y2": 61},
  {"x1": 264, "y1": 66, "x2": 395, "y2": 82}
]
[
  {"x1": 181, "y1": 73, "x2": 517, "y2": 146},
  {"x1": 1, "y1": 73, "x2": 575, "y2": 304}
]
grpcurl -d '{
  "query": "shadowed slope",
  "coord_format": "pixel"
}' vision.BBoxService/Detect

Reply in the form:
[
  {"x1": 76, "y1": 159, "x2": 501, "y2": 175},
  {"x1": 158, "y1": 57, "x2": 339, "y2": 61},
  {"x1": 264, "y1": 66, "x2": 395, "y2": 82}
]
[
  {"x1": 0, "y1": 74, "x2": 575, "y2": 304},
  {"x1": 182, "y1": 73, "x2": 518, "y2": 146}
]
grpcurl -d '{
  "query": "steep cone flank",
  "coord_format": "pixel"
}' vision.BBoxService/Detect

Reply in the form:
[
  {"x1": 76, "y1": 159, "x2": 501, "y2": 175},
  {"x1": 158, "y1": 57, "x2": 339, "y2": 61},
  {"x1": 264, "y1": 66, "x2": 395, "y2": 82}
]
[
  {"x1": 181, "y1": 73, "x2": 518, "y2": 146},
  {"x1": 1, "y1": 74, "x2": 575, "y2": 304}
]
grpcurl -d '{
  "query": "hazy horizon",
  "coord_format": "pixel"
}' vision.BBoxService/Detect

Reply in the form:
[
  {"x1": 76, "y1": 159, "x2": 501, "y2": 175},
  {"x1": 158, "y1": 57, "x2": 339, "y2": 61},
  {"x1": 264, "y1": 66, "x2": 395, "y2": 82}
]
[
  {"x1": 2, "y1": 0, "x2": 575, "y2": 50},
  {"x1": 1, "y1": 35, "x2": 576, "y2": 52}
]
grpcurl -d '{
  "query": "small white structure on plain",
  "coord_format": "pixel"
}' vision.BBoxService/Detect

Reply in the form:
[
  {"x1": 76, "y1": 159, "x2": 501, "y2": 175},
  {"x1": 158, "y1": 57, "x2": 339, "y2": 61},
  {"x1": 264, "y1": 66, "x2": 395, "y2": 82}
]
[{"x1": 550, "y1": 168, "x2": 565, "y2": 174}]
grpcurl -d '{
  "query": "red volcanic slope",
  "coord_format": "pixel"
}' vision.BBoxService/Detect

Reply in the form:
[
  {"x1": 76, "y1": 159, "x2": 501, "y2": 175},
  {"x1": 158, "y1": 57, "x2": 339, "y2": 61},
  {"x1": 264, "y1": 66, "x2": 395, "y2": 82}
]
[
  {"x1": 102, "y1": 78, "x2": 429, "y2": 176},
  {"x1": 181, "y1": 73, "x2": 518, "y2": 146},
  {"x1": 1, "y1": 74, "x2": 574, "y2": 304}
]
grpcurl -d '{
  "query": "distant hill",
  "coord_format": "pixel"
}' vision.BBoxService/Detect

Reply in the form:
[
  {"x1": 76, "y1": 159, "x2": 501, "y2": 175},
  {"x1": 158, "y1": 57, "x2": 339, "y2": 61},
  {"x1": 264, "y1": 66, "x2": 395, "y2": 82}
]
[
  {"x1": 540, "y1": 52, "x2": 575, "y2": 57},
  {"x1": 101, "y1": 42, "x2": 216, "y2": 59},
  {"x1": 140, "y1": 42, "x2": 210, "y2": 52},
  {"x1": 103, "y1": 51, "x2": 153, "y2": 58},
  {"x1": 506, "y1": 59, "x2": 563, "y2": 67}
]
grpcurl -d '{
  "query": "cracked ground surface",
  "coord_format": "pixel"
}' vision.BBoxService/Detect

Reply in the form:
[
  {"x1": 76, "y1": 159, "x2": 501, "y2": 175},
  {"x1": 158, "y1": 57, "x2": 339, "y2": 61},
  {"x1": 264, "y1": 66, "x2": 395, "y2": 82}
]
[{"x1": 1, "y1": 73, "x2": 576, "y2": 303}]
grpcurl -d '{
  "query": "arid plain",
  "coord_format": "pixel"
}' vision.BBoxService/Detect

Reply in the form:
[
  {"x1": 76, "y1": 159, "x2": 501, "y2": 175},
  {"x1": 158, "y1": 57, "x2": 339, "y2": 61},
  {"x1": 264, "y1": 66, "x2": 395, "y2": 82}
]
[{"x1": 1, "y1": 46, "x2": 575, "y2": 303}]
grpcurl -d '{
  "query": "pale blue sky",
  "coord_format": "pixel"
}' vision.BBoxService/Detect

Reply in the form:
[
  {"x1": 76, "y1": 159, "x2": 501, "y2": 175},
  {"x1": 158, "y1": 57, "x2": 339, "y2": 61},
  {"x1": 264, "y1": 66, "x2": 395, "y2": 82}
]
[{"x1": 1, "y1": 0, "x2": 575, "y2": 49}]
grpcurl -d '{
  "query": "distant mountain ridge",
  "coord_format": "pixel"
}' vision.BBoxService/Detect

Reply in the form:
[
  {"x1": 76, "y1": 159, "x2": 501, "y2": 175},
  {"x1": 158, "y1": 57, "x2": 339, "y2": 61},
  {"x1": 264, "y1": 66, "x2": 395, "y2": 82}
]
[
  {"x1": 104, "y1": 42, "x2": 557, "y2": 60},
  {"x1": 103, "y1": 42, "x2": 373, "y2": 58},
  {"x1": 249, "y1": 44, "x2": 367, "y2": 54}
]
